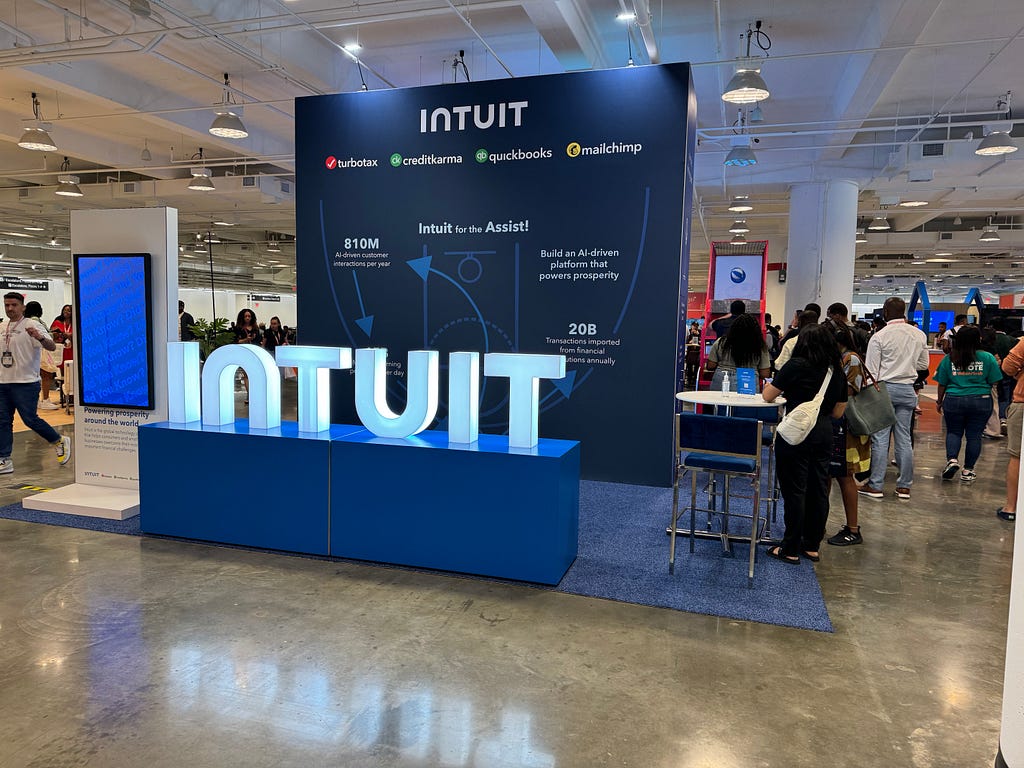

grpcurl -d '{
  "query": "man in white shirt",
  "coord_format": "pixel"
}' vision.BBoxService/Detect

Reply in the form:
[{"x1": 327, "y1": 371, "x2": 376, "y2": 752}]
[
  {"x1": 0, "y1": 292, "x2": 72, "y2": 474},
  {"x1": 860, "y1": 297, "x2": 929, "y2": 501}
]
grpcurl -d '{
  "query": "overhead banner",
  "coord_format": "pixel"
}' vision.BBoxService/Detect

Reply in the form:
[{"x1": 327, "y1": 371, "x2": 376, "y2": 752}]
[{"x1": 296, "y1": 64, "x2": 696, "y2": 486}]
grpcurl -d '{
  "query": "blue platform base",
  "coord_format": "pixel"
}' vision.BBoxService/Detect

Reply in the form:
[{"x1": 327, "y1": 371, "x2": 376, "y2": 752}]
[
  {"x1": 330, "y1": 429, "x2": 580, "y2": 584},
  {"x1": 139, "y1": 422, "x2": 580, "y2": 584},
  {"x1": 139, "y1": 421, "x2": 360, "y2": 555}
]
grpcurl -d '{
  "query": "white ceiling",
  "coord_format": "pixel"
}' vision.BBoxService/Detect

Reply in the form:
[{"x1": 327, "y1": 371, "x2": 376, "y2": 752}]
[{"x1": 2, "y1": 0, "x2": 1024, "y2": 300}]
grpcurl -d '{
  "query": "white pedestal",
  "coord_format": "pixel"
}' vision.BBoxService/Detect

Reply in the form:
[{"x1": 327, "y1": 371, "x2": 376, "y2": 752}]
[{"x1": 23, "y1": 483, "x2": 139, "y2": 520}]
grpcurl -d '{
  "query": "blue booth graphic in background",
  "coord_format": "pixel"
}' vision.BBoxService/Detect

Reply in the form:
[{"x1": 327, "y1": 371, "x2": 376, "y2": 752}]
[{"x1": 295, "y1": 64, "x2": 697, "y2": 487}]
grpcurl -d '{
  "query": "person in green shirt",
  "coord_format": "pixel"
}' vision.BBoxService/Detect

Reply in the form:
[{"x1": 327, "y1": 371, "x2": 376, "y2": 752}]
[{"x1": 934, "y1": 325, "x2": 1004, "y2": 482}]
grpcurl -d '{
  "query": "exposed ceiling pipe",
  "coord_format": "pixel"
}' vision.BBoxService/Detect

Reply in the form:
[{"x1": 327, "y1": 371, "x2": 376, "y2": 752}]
[
  {"x1": 0, "y1": 19, "x2": 37, "y2": 45},
  {"x1": 444, "y1": 0, "x2": 515, "y2": 78},
  {"x1": 631, "y1": 0, "x2": 659, "y2": 64}
]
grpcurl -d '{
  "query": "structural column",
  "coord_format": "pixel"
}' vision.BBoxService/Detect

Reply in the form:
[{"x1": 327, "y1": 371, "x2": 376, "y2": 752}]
[{"x1": 784, "y1": 180, "x2": 858, "y2": 321}]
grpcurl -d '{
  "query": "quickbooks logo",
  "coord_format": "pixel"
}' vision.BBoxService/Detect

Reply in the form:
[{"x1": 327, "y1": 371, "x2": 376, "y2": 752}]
[{"x1": 479, "y1": 147, "x2": 553, "y2": 164}]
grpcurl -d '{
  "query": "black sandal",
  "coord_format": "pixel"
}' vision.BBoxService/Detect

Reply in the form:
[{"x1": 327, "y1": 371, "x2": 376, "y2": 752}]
[
  {"x1": 802, "y1": 551, "x2": 821, "y2": 562},
  {"x1": 767, "y1": 546, "x2": 800, "y2": 565}
]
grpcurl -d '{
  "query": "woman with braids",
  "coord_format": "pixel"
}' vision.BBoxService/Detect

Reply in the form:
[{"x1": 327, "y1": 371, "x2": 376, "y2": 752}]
[
  {"x1": 762, "y1": 324, "x2": 848, "y2": 564},
  {"x1": 934, "y1": 324, "x2": 1003, "y2": 483},
  {"x1": 704, "y1": 313, "x2": 771, "y2": 391}
]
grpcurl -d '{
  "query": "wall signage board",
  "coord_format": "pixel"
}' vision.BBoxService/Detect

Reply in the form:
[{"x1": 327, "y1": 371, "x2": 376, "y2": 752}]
[
  {"x1": 295, "y1": 64, "x2": 696, "y2": 486},
  {"x1": 0, "y1": 278, "x2": 48, "y2": 291},
  {"x1": 250, "y1": 293, "x2": 281, "y2": 302}
]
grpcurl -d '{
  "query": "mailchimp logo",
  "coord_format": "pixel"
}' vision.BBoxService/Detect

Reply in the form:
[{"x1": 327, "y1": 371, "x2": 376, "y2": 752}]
[{"x1": 729, "y1": 267, "x2": 746, "y2": 284}]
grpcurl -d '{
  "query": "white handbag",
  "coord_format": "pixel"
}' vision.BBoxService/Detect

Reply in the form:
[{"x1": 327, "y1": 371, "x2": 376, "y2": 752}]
[{"x1": 776, "y1": 368, "x2": 833, "y2": 446}]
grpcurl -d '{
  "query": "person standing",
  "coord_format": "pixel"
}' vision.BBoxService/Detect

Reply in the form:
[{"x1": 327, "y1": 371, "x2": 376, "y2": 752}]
[
  {"x1": 234, "y1": 308, "x2": 262, "y2": 405},
  {"x1": 49, "y1": 304, "x2": 74, "y2": 368},
  {"x1": 998, "y1": 336, "x2": 1024, "y2": 522},
  {"x1": 934, "y1": 325, "x2": 1003, "y2": 482},
  {"x1": 704, "y1": 314, "x2": 771, "y2": 391},
  {"x1": 710, "y1": 300, "x2": 745, "y2": 339},
  {"x1": 0, "y1": 293, "x2": 72, "y2": 473},
  {"x1": 24, "y1": 301, "x2": 60, "y2": 411},
  {"x1": 860, "y1": 297, "x2": 929, "y2": 500},
  {"x1": 178, "y1": 301, "x2": 196, "y2": 342},
  {"x1": 762, "y1": 324, "x2": 848, "y2": 563}
]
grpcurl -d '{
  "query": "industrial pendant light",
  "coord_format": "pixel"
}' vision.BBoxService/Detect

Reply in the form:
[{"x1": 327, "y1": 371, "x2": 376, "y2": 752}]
[
  {"x1": 855, "y1": 228, "x2": 867, "y2": 243},
  {"x1": 867, "y1": 216, "x2": 890, "y2": 231},
  {"x1": 979, "y1": 225, "x2": 1001, "y2": 242},
  {"x1": 728, "y1": 195, "x2": 753, "y2": 213},
  {"x1": 729, "y1": 233, "x2": 748, "y2": 246},
  {"x1": 975, "y1": 130, "x2": 1017, "y2": 156},
  {"x1": 209, "y1": 74, "x2": 248, "y2": 139},
  {"x1": 187, "y1": 148, "x2": 215, "y2": 191},
  {"x1": 54, "y1": 157, "x2": 83, "y2": 198},
  {"x1": 722, "y1": 21, "x2": 771, "y2": 104},
  {"x1": 724, "y1": 146, "x2": 757, "y2": 167},
  {"x1": 18, "y1": 93, "x2": 58, "y2": 152},
  {"x1": 728, "y1": 220, "x2": 750, "y2": 234}
]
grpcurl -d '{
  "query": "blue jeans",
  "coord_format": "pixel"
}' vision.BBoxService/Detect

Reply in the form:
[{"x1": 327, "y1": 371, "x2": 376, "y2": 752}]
[
  {"x1": 943, "y1": 393, "x2": 993, "y2": 469},
  {"x1": 0, "y1": 382, "x2": 61, "y2": 458},
  {"x1": 869, "y1": 382, "x2": 918, "y2": 489}
]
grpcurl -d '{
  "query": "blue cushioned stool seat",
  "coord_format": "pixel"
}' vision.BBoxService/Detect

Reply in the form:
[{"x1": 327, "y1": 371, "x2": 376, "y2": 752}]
[{"x1": 682, "y1": 453, "x2": 758, "y2": 473}]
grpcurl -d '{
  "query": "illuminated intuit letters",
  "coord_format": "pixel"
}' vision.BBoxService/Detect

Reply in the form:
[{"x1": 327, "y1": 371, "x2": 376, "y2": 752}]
[{"x1": 167, "y1": 343, "x2": 566, "y2": 446}]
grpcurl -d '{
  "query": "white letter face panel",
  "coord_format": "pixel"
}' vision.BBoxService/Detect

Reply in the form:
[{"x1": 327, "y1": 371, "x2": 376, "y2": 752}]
[
  {"x1": 167, "y1": 342, "x2": 201, "y2": 424},
  {"x1": 448, "y1": 352, "x2": 480, "y2": 444},
  {"x1": 276, "y1": 346, "x2": 353, "y2": 433},
  {"x1": 355, "y1": 348, "x2": 439, "y2": 438},
  {"x1": 202, "y1": 344, "x2": 282, "y2": 430},
  {"x1": 484, "y1": 353, "x2": 566, "y2": 449}
]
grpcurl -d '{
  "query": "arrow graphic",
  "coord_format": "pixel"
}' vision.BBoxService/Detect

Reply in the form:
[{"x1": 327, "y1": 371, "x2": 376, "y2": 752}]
[
  {"x1": 351, "y1": 271, "x2": 374, "y2": 337},
  {"x1": 612, "y1": 186, "x2": 651, "y2": 335}
]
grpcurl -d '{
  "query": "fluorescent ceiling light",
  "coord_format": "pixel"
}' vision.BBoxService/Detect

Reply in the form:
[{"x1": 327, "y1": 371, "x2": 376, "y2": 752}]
[
  {"x1": 898, "y1": 199, "x2": 928, "y2": 207},
  {"x1": 975, "y1": 131, "x2": 1017, "y2": 156},
  {"x1": 23, "y1": 224, "x2": 45, "y2": 231},
  {"x1": 722, "y1": 65, "x2": 769, "y2": 104},
  {"x1": 1, "y1": 231, "x2": 35, "y2": 238},
  {"x1": 867, "y1": 216, "x2": 890, "y2": 231},
  {"x1": 728, "y1": 196, "x2": 753, "y2": 213},
  {"x1": 911, "y1": 261, "x2": 926, "y2": 265},
  {"x1": 925, "y1": 258, "x2": 955, "y2": 263},
  {"x1": 343, "y1": 42, "x2": 363, "y2": 52},
  {"x1": 213, "y1": 219, "x2": 236, "y2": 226},
  {"x1": 724, "y1": 146, "x2": 757, "y2": 167},
  {"x1": 616, "y1": 12, "x2": 636, "y2": 21}
]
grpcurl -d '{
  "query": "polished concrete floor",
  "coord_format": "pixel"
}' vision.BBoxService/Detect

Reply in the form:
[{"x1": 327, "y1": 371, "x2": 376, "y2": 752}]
[{"x1": 0, "y1": 400, "x2": 1013, "y2": 767}]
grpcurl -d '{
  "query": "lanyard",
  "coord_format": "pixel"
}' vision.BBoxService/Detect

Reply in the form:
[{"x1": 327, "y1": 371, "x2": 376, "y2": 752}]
[{"x1": 3, "y1": 318, "x2": 24, "y2": 352}]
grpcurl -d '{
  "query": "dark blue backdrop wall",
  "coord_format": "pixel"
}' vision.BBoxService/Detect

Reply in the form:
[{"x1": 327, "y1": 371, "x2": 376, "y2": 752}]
[{"x1": 296, "y1": 63, "x2": 696, "y2": 486}]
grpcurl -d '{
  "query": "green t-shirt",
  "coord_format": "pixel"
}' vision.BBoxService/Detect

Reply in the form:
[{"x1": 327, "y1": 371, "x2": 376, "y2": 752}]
[{"x1": 934, "y1": 351, "x2": 1003, "y2": 396}]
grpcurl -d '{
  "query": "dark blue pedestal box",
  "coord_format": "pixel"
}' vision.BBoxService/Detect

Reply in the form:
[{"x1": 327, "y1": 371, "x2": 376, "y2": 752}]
[
  {"x1": 329, "y1": 429, "x2": 580, "y2": 584},
  {"x1": 138, "y1": 421, "x2": 580, "y2": 584},
  {"x1": 139, "y1": 421, "x2": 360, "y2": 554}
]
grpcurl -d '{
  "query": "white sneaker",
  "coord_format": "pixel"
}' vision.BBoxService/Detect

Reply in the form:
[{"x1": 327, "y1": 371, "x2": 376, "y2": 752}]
[
  {"x1": 0, "y1": 457, "x2": 12, "y2": 474},
  {"x1": 38, "y1": 401, "x2": 59, "y2": 410},
  {"x1": 55, "y1": 436, "x2": 72, "y2": 466}
]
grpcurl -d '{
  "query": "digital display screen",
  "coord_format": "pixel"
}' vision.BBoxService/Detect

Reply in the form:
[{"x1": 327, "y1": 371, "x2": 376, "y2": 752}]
[
  {"x1": 73, "y1": 253, "x2": 155, "y2": 409},
  {"x1": 712, "y1": 255, "x2": 763, "y2": 301},
  {"x1": 911, "y1": 310, "x2": 955, "y2": 333}
]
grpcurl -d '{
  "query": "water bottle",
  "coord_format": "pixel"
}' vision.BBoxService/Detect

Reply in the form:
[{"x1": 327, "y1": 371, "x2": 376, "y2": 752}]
[{"x1": 721, "y1": 371, "x2": 730, "y2": 392}]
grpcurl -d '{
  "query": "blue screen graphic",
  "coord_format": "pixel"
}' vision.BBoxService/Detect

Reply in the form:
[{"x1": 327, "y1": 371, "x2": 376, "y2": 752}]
[
  {"x1": 74, "y1": 254, "x2": 154, "y2": 409},
  {"x1": 911, "y1": 310, "x2": 954, "y2": 333}
]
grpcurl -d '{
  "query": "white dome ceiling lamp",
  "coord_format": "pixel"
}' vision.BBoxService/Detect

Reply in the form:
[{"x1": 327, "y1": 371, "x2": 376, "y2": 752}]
[
  {"x1": 722, "y1": 20, "x2": 771, "y2": 105},
  {"x1": 54, "y1": 157, "x2": 83, "y2": 198},
  {"x1": 17, "y1": 92, "x2": 58, "y2": 152},
  {"x1": 208, "y1": 74, "x2": 248, "y2": 140},
  {"x1": 976, "y1": 93, "x2": 1017, "y2": 156},
  {"x1": 867, "y1": 215, "x2": 891, "y2": 231}
]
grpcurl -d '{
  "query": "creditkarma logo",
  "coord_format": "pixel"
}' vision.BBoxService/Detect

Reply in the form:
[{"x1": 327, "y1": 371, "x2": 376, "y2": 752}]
[{"x1": 324, "y1": 155, "x2": 379, "y2": 169}]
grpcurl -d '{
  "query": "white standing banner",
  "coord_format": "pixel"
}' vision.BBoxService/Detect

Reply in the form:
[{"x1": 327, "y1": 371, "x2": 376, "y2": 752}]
[{"x1": 24, "y1": 208, "x2": 177, "y2": 519}]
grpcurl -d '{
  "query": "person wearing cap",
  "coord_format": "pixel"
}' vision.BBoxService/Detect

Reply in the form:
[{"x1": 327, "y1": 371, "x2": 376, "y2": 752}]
[{"x1": 0, "y1": 292, "x2": 72, "y2": 473}]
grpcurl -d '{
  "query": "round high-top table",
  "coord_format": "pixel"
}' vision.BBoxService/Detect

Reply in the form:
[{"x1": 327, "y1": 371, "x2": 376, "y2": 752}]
[{"x1": 671, "y1": 389, "x2": 786, "y2": 553}]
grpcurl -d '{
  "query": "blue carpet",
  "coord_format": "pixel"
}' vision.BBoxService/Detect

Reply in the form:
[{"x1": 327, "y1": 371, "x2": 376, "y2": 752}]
[{"x1": 0, "y1": 478, "x2": 832, "y2": 633}]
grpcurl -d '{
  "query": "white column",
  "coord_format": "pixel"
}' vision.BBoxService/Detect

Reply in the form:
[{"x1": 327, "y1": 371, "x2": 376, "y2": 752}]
[
  {"x1": 784, "y1": 180, "x2": 858, "y2": 321},
  {"x1": 999, "y1": 456, "x2": 1024, "y2": 766}
]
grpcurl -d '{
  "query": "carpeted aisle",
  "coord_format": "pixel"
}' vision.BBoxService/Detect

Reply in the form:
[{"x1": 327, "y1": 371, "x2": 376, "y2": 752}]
[{"x1": 0, "y1": 477, "x2": 831, "y2": 633}]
